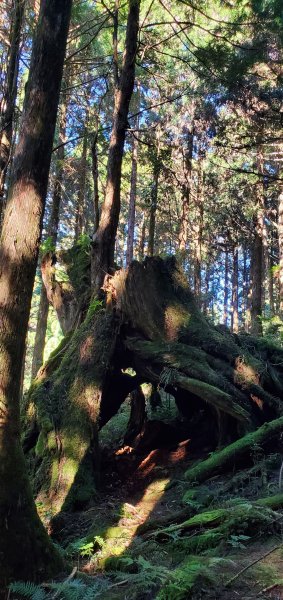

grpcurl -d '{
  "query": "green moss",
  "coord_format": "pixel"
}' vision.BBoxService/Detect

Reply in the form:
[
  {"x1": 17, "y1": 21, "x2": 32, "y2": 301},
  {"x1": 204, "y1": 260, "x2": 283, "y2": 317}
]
[
  {"x1": 156, "y1": 556, "x2": 216, "y2": 600},
  {"x1": 185, "y1": 416, "x2": 283, "y2": 484},
  {"x1": 35, "y1": 431, "x2": 46, "y2": 457}
]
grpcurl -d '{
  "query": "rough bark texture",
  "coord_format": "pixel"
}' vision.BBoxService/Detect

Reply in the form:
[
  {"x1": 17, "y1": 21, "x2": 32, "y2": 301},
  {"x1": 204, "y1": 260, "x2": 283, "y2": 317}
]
[
  {"x1": 75, "y1": 120, "x2": 88, "y2": 241},
  {"x1": 31, "y1": 93, "x2": 67, "y2": 379},
  {"x1": 126, "y1": 123, "x2": 139, "y2": 265},
  {"x1": 179, "y1": 110, "x2": 194, "y2": 252},
  {"x1": 91, "y1": 130, "x2": 100, "y2": 232},
  {"x1": 29, "y1": 256, "x2": 283, "y2": 515},
  {"x1": 91, "y1": 0, "x2": 140, "y2": 294},
  {"x1": 0, "y1": 0, "x2": 72, "y2": 588},
  {"x1": 0, "y1": 0, "x2": 25, "y2": 220}
]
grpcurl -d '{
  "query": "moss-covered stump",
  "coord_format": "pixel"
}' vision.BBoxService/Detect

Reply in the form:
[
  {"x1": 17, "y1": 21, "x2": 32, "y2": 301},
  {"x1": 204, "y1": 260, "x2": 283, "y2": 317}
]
[
  {"x1": 27, "y1": 305, "x2": 121, "y2": 513},
  {"x1": 27, "y1": 256, "x2": 283, "y2": 513}
]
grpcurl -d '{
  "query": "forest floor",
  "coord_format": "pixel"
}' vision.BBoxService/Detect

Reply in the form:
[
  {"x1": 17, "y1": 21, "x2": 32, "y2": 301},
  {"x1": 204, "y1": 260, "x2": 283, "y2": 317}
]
[{"x1": 37, "y1": 400, "x2": 283, "y2": 600}]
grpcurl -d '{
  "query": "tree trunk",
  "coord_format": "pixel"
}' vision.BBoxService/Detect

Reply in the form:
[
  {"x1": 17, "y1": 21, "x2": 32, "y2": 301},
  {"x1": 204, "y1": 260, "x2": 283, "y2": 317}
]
[
  {"x1": 148, "y1": 141, "x2": 160, "y2": 257},
  {"x1": 126, "y1": 105, "x2": 139, "y2": 265},
  {"x1": 91, "y1": 0, "x2": 140, "y2": 294},
  {"x1": 0, "y1": 0, "x2": 72, "y2": 588},
  {"x1": 250, "y1": 231, "x2": 263, "y2": 335},
  {"x1": 223, "y1": 248, "x2": 229, "y2": 327},
  {"x1": 178, "y1": 109, "x2": 194, "y2": 252},
  {"x1": 31, "y1": 92, "x2": 67, "y2": 379},
  {"x1": 138, "y1": 213, "x2": 146, "y2": 260},
  {"x1": 231, "y1": 245, "x2": 239, "y2": 333},
  {"x1": 0, "y1": 0, "x2": 25, "y2": 221},
  {"x1": 193, "y1": 154, "x2": 203, "y2": 300},
  {"x1": 250, "y1": 146, "x2": 265, "y2": 335},
  {"x1": 75, "y1": 119, "x2": 88, "y2": 241},
  {"x1": 91, "y1": 130, "x2": 100, "y2": 233}
]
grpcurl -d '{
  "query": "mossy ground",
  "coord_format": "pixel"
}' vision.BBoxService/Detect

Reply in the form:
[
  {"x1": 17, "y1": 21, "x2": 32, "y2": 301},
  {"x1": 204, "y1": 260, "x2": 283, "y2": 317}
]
[{"x1": 13, "y1": 405, "x2": 283, "y2": 600}]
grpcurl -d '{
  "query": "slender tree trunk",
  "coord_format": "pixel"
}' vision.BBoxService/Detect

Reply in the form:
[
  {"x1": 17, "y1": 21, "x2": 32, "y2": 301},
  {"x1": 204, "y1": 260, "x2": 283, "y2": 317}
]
[
  {"x1": 91, "y1": 0, "x2": 140, "y2": 294},
  {"x1": 250, "y1": 148, "x2": 265, "y2": 336},
  {"x1": 231, "y1": 245, "x2": 239, "y2": 333},
  {"x1": 223, "y1": 248, "x2": 229, "y2": 327},
  {"x1": 75, "y1": 119, "x2": 88, "y2": 241},
  {"x1": 179, "y1": 110, "x2": 194, "y2": 252},
  {"x1": 148, "y1": 156, "x2": 160, "y2": 257},
  {"x1": 194, "y1": 155, "x2": 204, "y2": 300},
  {"x1": 0, "y1": 0, "x2": 72, "y2": 587},
  {"x1": 91, "y1": 130, "x2": 100, "y2": 233},
  {"x1": 126, "y1": 92, "x2": 139, "y2": 265},
  {"x1": 31, "y1": 92, "x2": 67, "y2": 380},
  {"x1": 138, "y1": 212, "x2": 146, "y2": 260},
  {"x1": 0, "y1": 0, "x2": 25, "y2": 222}
]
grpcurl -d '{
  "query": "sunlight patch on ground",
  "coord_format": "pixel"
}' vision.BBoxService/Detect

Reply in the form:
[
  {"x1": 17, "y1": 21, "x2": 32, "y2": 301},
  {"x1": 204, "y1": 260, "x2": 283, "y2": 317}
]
[{"x1": 91, "y1": 478, "x2": 170, "y2": 567}]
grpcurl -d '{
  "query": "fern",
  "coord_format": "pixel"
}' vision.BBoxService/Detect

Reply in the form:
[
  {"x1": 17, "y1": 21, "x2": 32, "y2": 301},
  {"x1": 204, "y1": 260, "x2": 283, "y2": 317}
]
[
  {"x1": 9, "y1": 581, "x2": 47, "y2": 600},
  {"x1": 10, "y1": 578, "x2": 110, "y2": 600}
]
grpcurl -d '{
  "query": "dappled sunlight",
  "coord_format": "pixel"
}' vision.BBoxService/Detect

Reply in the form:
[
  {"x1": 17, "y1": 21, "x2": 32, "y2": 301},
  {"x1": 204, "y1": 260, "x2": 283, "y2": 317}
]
[
  {"x1": 96, "y1": 477, "x2": 170, "y2": 562},
  {"x1": 164, "y1": 304, "x2": 190, "y2": 341},
  {"x1": 234, "y1": 356, "x2": 259, "y2": 387}
]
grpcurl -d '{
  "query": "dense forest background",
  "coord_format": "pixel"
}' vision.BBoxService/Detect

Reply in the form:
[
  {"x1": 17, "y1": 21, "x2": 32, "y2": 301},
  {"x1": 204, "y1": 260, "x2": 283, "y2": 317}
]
[
  {"x1": 1, "y1": 0, "x2": 283, "y2": 598},
  {"x1": 1, "y1": 0, "x2": 283, "y2": 386}
]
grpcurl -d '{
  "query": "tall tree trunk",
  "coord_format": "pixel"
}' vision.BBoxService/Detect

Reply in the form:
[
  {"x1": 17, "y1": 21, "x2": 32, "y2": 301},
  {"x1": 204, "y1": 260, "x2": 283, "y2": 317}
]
[
  {"x1": 75, "y1": 119, "x2": 88, "y2": 241},
  {"x1": 31, "y1": 92, "x2": 67, "y2": 380},
  {"x1": 250, "y1": 148, "x2": 265, "y2": 336},
  {"x1": 0, "y1": 0, "x2": 72, "y2": 588},
  {"x1": 0, "y1": 0, "x2": 25, "y2": 222},
  {"x1": 91, "y1": 130, "x2": 100, "y2": 233},
  {"x1": 147, "y1": 166, "x2": 159, "y2": 256},
  {"x1": 194, "y1": 155, "x2": 204, "y2": 300},
  {"x1": 223, "y1": 248, "x2": 229, "y2": 327},
  {"x1": 138, "y1": 212, "x2": 146, "y2": 260},
  {"x1": 91, "y1": 0, "x2": 140, "y2": 294},
  {"x1": 231, "y1": 245, "x2": 239, "y2": 333},
  {"x1": 126, "y1": 90, "x2": 139, "y2": 265},
  {"x1": 178, "y1": 109, "x2": 194, "y2": 252}
]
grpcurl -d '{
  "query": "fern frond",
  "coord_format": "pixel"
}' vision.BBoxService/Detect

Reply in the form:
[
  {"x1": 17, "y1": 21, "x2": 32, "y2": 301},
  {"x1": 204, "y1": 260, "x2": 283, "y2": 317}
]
[{"x1": 9, "y1": 581, "x2": 47, "y2": 600}]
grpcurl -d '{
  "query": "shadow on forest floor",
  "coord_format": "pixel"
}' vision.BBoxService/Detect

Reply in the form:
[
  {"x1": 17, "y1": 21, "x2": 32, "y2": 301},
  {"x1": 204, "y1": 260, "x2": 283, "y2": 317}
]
[{"x1": 43, "y1": 402, "x2": 283, "y2": 600}]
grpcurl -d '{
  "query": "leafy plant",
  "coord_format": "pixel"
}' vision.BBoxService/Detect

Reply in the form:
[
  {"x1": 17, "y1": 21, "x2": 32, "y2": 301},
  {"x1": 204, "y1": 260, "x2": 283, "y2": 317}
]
[
  {"x1": 67, "y1": 535, "x2": 104, "y2": 558},
  {"x1": 9, "y1": 577, "x2": 109, "y2": 600}
]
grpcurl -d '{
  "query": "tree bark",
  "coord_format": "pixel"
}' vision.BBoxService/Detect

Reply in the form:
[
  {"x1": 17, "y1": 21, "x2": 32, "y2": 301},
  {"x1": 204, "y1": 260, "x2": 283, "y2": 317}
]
[
  {"x1": 138, "y1": 212, "x2": 146, "y2": 260},
  {"x1": 31, "y1": 92, "x2": 67, "y2": 379},
  {"x1": 91, "y1": 130, "x2": 100, "y2": 233},
  {"x1": 91, "y1": 0, "x2": 140, "y2": 294},
  {"x1": 250, "y1": 146, "x2": 265, "y2": 335},
  {"x1": 194, "y1": 154, "x2": 203, "y2": 300},
  {"x1": 231, "y1": 245, "x2": 239, "y2": 333},
  {"x1": 148, "y1": 137, "x2": 160, "y2": 257},
  {"x1": 126, "y1": 94, "x2": 139, "y2": 265},
  {"x1": 0, "y1": 0, "x2": 25, "y2": 222},
  {"x1": 223, "y1": 248, "x2": 229, "y2": 327},
  {"x1": 0, "y1": 0, "x2": 72, "y2": 588},
  {"x1": 75, "y1": 119, "x2": 88, "y2": 241},
  {"x1": 179, "y1": 109, "x2": 194, "y2": 252}
]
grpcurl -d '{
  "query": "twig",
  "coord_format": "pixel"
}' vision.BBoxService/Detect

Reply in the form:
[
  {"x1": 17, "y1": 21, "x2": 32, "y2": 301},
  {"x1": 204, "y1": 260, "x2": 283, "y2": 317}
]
[
  {"x1": 52, "y1": 567, "x2": 78, "y2": 598},
  {"x1": 260, "y1": 582, "x2": 281, "y2": 594},
  {"x1": 107, "y1": 579, "x2": 129, "y2": 589},
  {"x1": 225, "y1": 545, "x2": 282, "y2": 588}
]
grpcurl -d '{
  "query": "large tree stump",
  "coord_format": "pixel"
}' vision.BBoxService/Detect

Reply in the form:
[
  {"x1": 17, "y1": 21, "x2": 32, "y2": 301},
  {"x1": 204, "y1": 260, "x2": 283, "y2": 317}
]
[{"x1": 27, "y1": 256, "x2": 283, "y2": 513}]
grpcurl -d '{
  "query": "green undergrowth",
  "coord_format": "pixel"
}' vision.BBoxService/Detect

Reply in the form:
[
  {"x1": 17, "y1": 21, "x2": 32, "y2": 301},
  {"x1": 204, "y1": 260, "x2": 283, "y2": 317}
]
[{"x1": 13, "y1": 418, "x2": 283, "y2": 599}]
